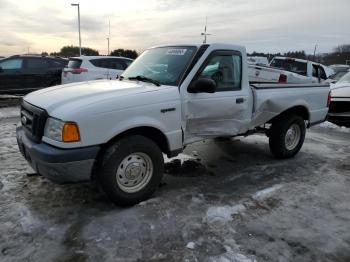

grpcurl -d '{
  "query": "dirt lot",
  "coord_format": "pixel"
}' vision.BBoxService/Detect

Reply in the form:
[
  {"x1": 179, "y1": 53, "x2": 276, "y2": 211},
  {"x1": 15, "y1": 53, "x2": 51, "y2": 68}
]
[{"x1": 0, "y1": 112, "x2": 349, "y2": 262}]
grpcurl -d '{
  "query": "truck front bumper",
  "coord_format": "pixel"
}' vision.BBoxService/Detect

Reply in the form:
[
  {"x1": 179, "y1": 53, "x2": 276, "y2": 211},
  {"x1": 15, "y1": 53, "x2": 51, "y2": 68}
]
[{"x1": 16, "y1": 126, "x2": 100, "y2": 183}]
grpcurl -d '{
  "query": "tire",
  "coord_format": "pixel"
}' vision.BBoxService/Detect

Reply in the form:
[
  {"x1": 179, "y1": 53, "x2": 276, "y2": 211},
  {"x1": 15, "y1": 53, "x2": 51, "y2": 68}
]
[
  {"x1": 98, "y1": 135, "x2": 164, "y2": 206},
  {"x1": 268, "y1": 114, "x2": 306, "y2": 159}
]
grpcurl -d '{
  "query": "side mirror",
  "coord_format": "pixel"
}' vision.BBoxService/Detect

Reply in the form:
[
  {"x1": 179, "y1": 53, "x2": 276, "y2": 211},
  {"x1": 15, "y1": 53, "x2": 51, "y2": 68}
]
[{"x1": 188, "y1": 78, "x2": 217, "y2": 93}]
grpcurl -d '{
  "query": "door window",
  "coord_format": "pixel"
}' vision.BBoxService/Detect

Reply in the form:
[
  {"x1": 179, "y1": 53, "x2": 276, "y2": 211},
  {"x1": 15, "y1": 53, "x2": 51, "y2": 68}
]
[
  {"x1": 26, "y1": 58, "x2": 50, "y2": 69},
  {"x1": 123, "y1": 59, "x2": 132, "y2": 68},
  {"x1": 312, "y1": 65, "x2": 327, "y2": 80},
  {"x1": 107, "y1": 59, "x2": 125, "y2": 70},
  {"x1": 312, "y1": 65, "x2": 318, "y2": 78},
  {"x1": 197, "y1": 53, "x2": 242, "y2": 91},
  {"x1": 319, "y1": 67, "x2": 327, "y2": 80},
  {"x1": 0, "y1": 58, "x2": 23, "y2": 69}
]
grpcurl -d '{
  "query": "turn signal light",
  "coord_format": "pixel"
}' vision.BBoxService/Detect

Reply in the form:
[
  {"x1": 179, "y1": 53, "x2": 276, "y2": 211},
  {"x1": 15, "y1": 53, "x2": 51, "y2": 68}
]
[{"x1": 62, "y1": 123, "x2": 81, "y2": 142}]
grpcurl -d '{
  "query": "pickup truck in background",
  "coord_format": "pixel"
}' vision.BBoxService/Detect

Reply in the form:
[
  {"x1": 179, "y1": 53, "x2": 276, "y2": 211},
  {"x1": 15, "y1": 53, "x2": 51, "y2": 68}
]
[
  {"x1": 249, "y1": 56, "x2": 333, "y2": 84},
  {"x1": 16, "y1": 43, "x2": 330, "y2": 206},
  {"x1": 247, "y1": 56, "x2": 269, "y2": 66}
]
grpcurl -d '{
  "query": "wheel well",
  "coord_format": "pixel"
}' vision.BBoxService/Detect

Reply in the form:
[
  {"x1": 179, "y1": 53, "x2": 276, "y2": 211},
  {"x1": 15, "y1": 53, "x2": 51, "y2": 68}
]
[
  {"x1": 103, "y1": 126, "x2": 170, "y2": 154},
  {"x1": 268, "y1": 106, "x2": 309, "y2": 124},
  {"x1": 91, "y1": 126, "x2": 170, "y2": 181}
]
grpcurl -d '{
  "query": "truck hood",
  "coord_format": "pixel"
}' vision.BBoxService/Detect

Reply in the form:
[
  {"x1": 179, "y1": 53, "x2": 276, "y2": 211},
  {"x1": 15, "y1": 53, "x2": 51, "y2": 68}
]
[{"x1": 24, "y1": 80, "x2": 166, "y2": 114}]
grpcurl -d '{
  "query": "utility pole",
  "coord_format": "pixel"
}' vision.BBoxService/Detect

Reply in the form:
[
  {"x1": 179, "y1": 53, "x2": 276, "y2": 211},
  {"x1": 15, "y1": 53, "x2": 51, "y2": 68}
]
[
  {"x1": 313, "y1": 44, "x2": 318, "y2": 61},
  {"x1": 107, "y1": 20, "x2": 110, "y2": 55},
  {"x1": 71, "y1": 3, "x2": 82, "y2": 56},
  {"x1": 201, "y1": 16, "x2": 211, "y2": 44}
]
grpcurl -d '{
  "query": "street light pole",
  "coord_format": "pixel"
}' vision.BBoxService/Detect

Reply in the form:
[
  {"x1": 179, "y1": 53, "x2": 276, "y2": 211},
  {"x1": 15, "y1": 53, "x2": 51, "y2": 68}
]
[
  {"x1": 107, "y1": 20, "x2": 110, "y2": 55},
  {"x1": 313, "y1": 44, "x2": 318, "y2": 61},
  {"x1": 71, "y1": 3, "x2": 82, "y2": 56}
]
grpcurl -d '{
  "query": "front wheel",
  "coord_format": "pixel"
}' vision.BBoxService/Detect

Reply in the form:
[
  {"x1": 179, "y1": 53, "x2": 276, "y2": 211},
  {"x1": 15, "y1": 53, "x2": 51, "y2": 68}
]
[
  {"x1": 268, "y1": 115, "x2": 306, "y2": 159},
  {"x1": 98, "y1": 135, "x2": 164, "y2": 206}
]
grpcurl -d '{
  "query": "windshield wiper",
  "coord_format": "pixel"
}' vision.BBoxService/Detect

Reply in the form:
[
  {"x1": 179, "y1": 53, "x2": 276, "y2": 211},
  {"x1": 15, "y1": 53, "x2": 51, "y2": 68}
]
[
  {"x1": 119, "y1": 75, "x2": 124, "y2": 81},
  {"x1": 127, "y1": 75, "x2": 160, "y2": 86}
]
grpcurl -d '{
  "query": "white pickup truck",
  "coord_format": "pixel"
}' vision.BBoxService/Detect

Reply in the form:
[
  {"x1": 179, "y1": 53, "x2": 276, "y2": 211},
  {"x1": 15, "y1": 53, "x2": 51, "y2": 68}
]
[
  {"x1": 16, "y1": 43, "x2": 330, "y2": 205},
  {"x1": 249, "y1": 56, "x2": 332, "y2": 84}
]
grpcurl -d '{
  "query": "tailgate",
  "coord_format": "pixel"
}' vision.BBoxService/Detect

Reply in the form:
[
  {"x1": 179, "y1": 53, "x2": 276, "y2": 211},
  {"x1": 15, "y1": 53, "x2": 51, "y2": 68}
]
[{"x1": 248, "y1": 65, "x2": 281, "y2": 83}]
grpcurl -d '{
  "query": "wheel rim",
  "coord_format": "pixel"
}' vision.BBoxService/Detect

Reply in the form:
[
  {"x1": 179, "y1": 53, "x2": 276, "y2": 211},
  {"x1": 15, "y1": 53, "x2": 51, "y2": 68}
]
[
  {"x1": 116, "y1": 152, "x2": 153, "y2": 193},
  {"x1": 285, "y1": 123, "x2": 301, "y2": 151}
]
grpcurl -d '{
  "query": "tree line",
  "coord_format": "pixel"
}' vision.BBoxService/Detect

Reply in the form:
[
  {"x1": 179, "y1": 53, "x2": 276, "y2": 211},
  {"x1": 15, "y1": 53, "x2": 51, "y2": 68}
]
[
  {"x1": 47, "y1": 45, "x2": 138, "y2": 59},
  {"x1": 44, "y1": 44, "x2": 350, "y2": 65},
  {"x1": 248, "y1": 44, "x2": 350, "y2": 65}
]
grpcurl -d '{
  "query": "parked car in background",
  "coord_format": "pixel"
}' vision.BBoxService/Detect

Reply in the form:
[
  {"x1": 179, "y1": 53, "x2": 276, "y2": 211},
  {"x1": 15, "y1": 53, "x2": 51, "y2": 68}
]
[
  {"x1": 325, "y1": 69, "x2": 349, "y2": 84},
  {"x1": 248, "y1": 57, "x2": 331, "y2": 84},
  {"x1": 0, "y1": 55, "x2": 67, "y2": 95},
  {"x1": 62, "y1": 56, "x2": 133, "y2": 84},
  {"x1": 247, "y1": 56, "x2": 269, "y2": 66},
  {"x1": 328, "y1": 72, "x2": 350, "y2": 126},
  {"x1": 330, "y1": 64, "x2": 350, "y2": 73}
]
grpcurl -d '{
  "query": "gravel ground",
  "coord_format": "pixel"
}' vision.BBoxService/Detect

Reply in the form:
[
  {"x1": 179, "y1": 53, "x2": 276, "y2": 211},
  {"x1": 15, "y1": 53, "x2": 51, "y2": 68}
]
[{"x1": 0, "y1": 114, "x2": 349, "y2": 262}]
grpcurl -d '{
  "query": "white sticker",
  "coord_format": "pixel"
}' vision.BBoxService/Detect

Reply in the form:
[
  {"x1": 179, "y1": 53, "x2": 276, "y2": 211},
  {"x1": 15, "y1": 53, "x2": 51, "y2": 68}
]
[{"x1": 166, "y1": 49, "x2": 187, "y2": 55}]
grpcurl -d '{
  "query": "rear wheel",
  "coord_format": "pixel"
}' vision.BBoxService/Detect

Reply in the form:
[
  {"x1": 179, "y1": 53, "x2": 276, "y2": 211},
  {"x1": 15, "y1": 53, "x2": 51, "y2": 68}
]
[
  {"x1": 268, "y1": 115, "x2": 306, "y2": 159},
  {"x1": 98, "y1": 135, "x2": 164, "y2": 206}
]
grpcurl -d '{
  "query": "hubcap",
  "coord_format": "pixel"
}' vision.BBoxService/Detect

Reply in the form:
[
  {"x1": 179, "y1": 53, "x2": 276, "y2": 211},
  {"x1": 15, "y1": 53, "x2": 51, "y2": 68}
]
[
  {"x1": 116, "y1": 152, "x2": 153, "y2": 193},
  {"x1": 285, "y1": 124, "x2": 301, "y2": 151}
]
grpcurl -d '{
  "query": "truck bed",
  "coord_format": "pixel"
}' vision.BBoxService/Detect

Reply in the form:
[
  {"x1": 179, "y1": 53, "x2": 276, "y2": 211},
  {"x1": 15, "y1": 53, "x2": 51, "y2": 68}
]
[{"x1": 250, "y1": 83, "x2": 330, "y2": 128}]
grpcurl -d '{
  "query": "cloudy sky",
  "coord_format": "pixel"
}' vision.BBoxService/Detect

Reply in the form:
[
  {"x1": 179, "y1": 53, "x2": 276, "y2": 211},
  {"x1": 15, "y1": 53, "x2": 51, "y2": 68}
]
[{"x1": 0, "y1": 0, "x2": 349, "y2": 56}]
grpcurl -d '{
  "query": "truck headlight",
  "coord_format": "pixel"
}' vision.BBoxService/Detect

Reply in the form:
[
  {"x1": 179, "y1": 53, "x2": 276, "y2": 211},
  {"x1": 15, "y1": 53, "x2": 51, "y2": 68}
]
[{"x1": 44, "y1": 118, "x2": 81, "y2": 142}]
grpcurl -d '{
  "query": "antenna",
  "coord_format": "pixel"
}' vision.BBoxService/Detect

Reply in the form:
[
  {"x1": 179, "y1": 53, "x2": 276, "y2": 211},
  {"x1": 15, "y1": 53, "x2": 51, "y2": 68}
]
[{"x1": 201, "y1": 16, "x2": 211, "y2": 44}]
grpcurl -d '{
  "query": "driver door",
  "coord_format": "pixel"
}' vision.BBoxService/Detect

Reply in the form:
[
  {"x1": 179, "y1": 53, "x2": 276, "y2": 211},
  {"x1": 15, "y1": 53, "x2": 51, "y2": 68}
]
[
  {"x1": 183, "y1": 50, "x2": 251, "y2": 142},
  {"x1": 0, "y1": 58, "x2": 24, "y2": 94}
]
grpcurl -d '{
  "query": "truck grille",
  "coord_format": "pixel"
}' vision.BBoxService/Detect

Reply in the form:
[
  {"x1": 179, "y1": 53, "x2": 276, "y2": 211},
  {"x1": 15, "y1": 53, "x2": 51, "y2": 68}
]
[
  {"x1": 329, "y1": 101, "x2": 350, "y2": 113},
  {"x1": 21, "y1": 101, "x2": 48, "y2": 143}
]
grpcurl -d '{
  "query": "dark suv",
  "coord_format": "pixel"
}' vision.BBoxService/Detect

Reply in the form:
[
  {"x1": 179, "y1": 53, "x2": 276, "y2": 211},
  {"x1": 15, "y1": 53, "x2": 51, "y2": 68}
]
[{"x1": 0, "y1": 55, "x2": 68, "y2": 95}]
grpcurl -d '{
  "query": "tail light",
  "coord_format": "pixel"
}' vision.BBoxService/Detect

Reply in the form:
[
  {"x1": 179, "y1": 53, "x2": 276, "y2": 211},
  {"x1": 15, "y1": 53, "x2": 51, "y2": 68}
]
[
  {"x1": 278, "y1": 74, "x2": 287, "y2": 83},
  {"x1": 327, "y1": 91, "x2": 332, "y2": 107},
  {"x1": 70, "y1": 68, "x2": 88, "y2": 74}
]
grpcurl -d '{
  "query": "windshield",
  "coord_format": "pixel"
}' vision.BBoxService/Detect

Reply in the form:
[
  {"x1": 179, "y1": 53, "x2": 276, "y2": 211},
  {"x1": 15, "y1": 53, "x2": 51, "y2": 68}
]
[
  {"x1": 270, "y1": 58, "x2": 307, "y2": 76},
  {"x1": 121, "y1": 46, "x2": 197, "y2": 86},
  {"x1": 337, "y1": 72, "x2": 350, "y2": 84}
]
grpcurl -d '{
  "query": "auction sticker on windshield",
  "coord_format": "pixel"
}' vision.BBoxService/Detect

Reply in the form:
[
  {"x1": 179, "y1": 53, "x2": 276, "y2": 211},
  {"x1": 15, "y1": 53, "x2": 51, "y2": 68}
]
[{"x1": 166, "y1": 49, "x2": 187, "y2": 55}]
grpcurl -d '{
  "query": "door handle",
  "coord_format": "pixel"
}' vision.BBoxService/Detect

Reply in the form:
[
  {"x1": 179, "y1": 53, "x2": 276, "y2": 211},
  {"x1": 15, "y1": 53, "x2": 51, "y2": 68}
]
[{"x1": 236, "y1": 98, "x2": 245, "y2": 104}]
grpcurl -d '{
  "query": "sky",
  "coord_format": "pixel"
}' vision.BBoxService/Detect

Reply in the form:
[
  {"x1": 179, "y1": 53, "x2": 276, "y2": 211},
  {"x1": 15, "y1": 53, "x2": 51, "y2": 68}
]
[{"x1": 0, "y1": 0, "x2": 349, "y2": 56}]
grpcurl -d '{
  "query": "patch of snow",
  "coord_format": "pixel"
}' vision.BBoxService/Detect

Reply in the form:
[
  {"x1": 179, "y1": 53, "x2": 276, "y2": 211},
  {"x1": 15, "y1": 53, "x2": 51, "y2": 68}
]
[
  {"x1": 164, "y1": 153, "x2": 195, "y2": 163},
  {"x1": 206, "y1": 204, "x2": 246, "y2": 223},
  {"x1": 211, "y1": 245, "x2": 256, "y2": 262},
  {"x1": 0, "y1": 106, "x2": 20, "y2": 119},
  {"x1": 319, "y1": 121, "x2": 350, "y2": 133},
  {"x1": 252, "y1": 184, "x2": 283, "y2": 201},
  {"x1": 18, "y1": 205, "x2": 42, "y2": 233},
  {"x1": 138, "y1": 197, "x2": 160, "y2": 206},
  {"x1": 186, "y1": 241, "x2": 196, "y2": 249}
]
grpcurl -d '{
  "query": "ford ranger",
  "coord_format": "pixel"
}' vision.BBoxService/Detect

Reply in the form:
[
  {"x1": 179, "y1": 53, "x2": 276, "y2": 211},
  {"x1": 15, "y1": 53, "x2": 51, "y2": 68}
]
[{"x1": 16, "y1": 43, "x2": 330, "y2": 205}]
